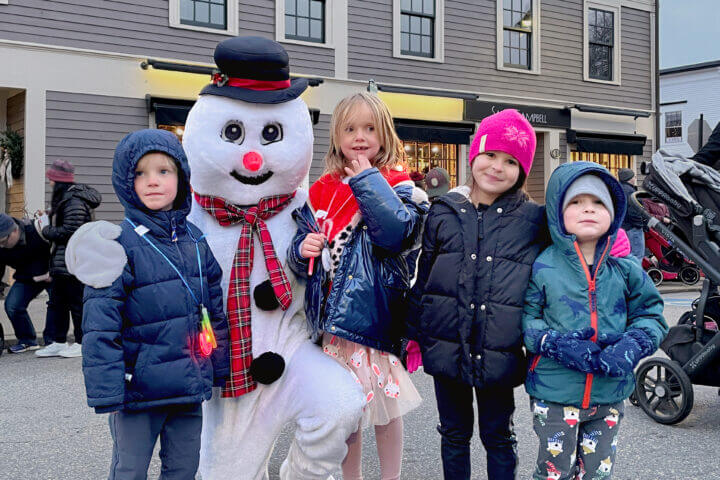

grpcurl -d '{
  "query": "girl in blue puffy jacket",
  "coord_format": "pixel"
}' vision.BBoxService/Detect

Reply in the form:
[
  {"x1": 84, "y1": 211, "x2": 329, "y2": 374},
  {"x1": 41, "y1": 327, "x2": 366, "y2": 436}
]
[
  {"x1": 81, "y1": 129, "x2": 229, "y2": 479},
  {"x1": 288, "y1": 93, "x2": 428, "y2": 480},
  {"x1": 406, "y1": 109, "x2": 547, "y2": 480}
]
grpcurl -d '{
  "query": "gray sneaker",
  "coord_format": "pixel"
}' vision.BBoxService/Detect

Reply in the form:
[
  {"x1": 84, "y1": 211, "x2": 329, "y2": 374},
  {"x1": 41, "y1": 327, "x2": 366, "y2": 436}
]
[
  {"x1": 60, "y1": 343, "x2": 82, "y2": 358},
  {"x1": 35, "y1": 342, "x2": 69, "y2": 357}
]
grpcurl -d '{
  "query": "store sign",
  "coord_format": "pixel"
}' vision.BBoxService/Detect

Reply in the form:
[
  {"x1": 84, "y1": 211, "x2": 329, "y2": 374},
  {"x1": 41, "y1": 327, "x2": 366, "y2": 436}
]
[{"x1": 464, "y1": 100, "x2": 571, "y2": 129}]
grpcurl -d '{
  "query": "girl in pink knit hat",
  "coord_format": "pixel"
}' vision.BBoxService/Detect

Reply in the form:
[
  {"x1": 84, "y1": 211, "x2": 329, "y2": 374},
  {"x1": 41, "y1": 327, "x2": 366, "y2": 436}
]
[{"x1": 406, "y1": 109, "x2": 546, "y2": 479}]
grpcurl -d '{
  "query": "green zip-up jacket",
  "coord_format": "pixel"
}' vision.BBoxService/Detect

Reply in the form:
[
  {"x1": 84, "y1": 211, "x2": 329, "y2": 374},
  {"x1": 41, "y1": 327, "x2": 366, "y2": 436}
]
[{"x1": 523, "y1": 161, "x2": 668, "y2": 408}]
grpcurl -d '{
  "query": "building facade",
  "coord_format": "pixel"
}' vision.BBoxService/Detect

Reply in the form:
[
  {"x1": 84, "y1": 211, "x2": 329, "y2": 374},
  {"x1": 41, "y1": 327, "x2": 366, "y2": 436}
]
[
  {"x1": 659, "y1": 60, "x2": 720, "y2": 158},
  {"x1": 0, "y1": 0, "x2": 657, "y2": 220}
]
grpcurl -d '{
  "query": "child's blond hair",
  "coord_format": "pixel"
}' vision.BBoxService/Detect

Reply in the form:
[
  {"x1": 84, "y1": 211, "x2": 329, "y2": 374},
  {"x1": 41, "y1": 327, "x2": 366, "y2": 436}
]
[{"x1": 324, "y1": 93, "x2": 404, "y2": 175}]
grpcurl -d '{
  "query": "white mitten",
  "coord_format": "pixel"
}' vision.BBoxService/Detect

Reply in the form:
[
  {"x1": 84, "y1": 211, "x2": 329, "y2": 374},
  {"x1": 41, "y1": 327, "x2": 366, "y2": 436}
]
[{"x1": 66, "y1": 221, "x2": 126, "y2": 288}]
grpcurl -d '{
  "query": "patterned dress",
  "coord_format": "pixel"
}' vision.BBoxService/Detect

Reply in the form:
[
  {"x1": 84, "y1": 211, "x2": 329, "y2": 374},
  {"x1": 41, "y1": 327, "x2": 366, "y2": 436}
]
[{"x1": 316, "y1": 174, "x2": 422, "y2": 428}]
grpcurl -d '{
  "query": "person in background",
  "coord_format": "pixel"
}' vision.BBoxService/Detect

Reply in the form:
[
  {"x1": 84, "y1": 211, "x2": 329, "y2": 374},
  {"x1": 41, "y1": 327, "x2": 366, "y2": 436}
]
[
  {"x1": 35, "y1": 159, "x2": 101, "y2": 359},
  {"x1": 0, "y1": 214, "x2": 52, "y2": 353},
  {"x1": 617, "y1": 168, "x2": 645, "y2": 262},
  {"x1": 424, "y1": 167, "x2": 451, "y2": 202},
  {"x1": 692, "y1": 121, "x2": 720, "y2": 169}
]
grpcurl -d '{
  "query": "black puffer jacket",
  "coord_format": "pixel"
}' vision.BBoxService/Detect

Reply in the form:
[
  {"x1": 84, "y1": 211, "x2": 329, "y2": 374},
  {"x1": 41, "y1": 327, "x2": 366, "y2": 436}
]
[
  {"x1": 619, "y1": 181, "x2": 644, "y2": 230},
  {"x1": 43, "y1": 183, "x2": 101, "y2": 277},
  {"x1": 407, "y1": 186, "x2": 546, "y2": 389}
]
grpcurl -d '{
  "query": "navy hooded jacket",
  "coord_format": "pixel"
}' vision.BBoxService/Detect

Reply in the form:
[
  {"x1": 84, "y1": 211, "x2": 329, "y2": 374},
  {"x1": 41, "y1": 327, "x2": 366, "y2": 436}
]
[{"x1": 81, "y1": 129, "x2": 230, "y2": 413}]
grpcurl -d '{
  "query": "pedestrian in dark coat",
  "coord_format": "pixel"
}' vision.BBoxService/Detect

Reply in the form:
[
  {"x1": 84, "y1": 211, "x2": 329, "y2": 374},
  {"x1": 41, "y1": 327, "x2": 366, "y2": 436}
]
[
  {"x1": 617, "y1": 168, "x2": 645, "y2": 263},
  {"x1": 34, "y1": 159, "x2": 102, "y2": 358},
  {"x1": 407, "y1": 109, "x2": 546, "y2": 480},
  {"x1": 0, "y1": 214, "x2": 52, "y2": 352},
  {"x1": 81, "y1": 129, "x2": 229, "y2": 479}
]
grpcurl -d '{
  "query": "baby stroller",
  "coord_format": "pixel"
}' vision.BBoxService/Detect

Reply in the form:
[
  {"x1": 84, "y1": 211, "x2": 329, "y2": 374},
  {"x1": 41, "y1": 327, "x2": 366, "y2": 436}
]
[
  {"x1": 629, "y1": 150, "x2": 720, "y2": 425},
  {"x1": 643, "y1": 227, "x2": 701, "y2": 287}
]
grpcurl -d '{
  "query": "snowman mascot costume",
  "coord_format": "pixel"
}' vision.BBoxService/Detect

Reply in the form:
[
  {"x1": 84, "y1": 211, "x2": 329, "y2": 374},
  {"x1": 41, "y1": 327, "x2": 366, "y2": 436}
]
[{"x1": 67, "y1": 36, "x2": 365, "y2": 480}]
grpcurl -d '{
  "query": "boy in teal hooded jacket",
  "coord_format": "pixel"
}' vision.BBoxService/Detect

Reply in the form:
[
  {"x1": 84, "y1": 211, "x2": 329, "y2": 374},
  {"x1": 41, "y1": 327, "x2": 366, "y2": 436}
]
[{"x1": 522, "y1": 161, "x2": 667, "y2": 480}]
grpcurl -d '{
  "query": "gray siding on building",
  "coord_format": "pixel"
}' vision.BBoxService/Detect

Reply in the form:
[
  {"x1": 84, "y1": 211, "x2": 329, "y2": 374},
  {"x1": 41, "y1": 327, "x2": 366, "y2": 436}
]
[
  {"x1": 0, "y1": 0, "x2": 333, "y2": 76},
  {"x1": 45, "y1": 91, "x2": 148, "y2": 222},
  {"x1": 310, "y1": 113, "x2": 331, "y2": 183},
  {"x1": 527, "y1": 134, "x2": 545, "y2": 203},
  {"x1": 348, "y1": 1, "x2": 652, "y2": 110}
]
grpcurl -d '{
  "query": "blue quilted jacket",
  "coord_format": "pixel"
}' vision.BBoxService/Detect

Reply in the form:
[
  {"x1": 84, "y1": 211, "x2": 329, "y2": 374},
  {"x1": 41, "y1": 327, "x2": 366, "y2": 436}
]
[{"x1": 81, "y1": 129, "x2": 229, "y2": 413}]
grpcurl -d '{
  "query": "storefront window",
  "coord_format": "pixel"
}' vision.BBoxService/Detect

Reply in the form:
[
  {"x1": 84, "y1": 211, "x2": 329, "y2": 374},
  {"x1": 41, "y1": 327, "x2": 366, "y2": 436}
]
[
  {"x1": 401, "y1": 141, "x2": 458, "y2": 188},
  {"x1": 570, "y1": 151, "x2": 630, "y2": 178},
  {"x1": 158, "y1": 124, "x2": 185, "y2": 140}
]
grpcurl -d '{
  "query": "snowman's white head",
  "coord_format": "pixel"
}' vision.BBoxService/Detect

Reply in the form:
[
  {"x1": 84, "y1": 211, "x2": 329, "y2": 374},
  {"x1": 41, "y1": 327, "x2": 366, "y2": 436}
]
[{"x1": 183, "y1": 94, "x2": 313, "y2": 205}]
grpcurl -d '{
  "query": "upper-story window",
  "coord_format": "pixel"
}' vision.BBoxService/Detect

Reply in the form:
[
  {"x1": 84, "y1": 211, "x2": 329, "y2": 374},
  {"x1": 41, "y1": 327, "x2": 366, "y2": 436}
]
[
  {"x1": 588, "y1": 7, "x2": 614, "y2": 80},
  {"x1": 502, "y1": 0, "x2": 532, "y2": 70},
  {"x1": 583, "y1": 2, "x2": 620, "y2": 84},
  {"x1": 180, "y1": 0, "x2": 227, "y2": 29},
  {"x1": 400, "y1": 0, "x2": 435, "y2": 58},
  {"x1": 665, "y1": 111, "x2": 682, "y2": 144},
  {"x1": 285, "y1": 0, "x2": 325, "y2": 43},
  {"x1": 393, "y1": 0, "x2": 445, "y2": 62},
  {"x1": 495, "y1": 0, "x2": 540, "y2": 74},
  {"x1": 170, "y1": 0, "x2": 238, "y2": 35}
]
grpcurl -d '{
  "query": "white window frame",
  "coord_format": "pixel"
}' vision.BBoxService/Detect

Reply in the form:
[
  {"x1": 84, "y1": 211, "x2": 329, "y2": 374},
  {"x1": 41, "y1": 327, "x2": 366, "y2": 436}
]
[
  {"x1": 393, "y1": 0, "x2": 445, "y2": 63},
  {"x1": 664, "y1": 110, "x2": 683, "y2": 144},
  {"x1": 276, "y1": 0, "x2": 334, "y2": 49},
  {"x1": 496, "y1": 0, "x2": 541, "y2": 75},
  {"x1": 583, "y1": 0, "x2": 621, "y2": 85},
  {"x1": 169, "y1": 0, "x2": 238, "y2": 36},
  {"x1": 0, "y1": 1, "x2": 8, "y2": 5}
]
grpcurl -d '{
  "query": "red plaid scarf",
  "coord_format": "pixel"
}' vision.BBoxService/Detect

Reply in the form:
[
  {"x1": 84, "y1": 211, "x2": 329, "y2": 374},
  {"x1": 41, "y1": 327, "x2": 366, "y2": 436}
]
[{"x1": 194, "y1": 192, "x2": 295, "y2": 398}]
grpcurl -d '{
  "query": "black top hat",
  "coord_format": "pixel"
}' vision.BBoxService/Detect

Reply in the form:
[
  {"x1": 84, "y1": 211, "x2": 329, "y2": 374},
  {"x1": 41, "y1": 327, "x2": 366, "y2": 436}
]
[{"x1": 200, "y1": 36, "x2": 308, "y2": 104}]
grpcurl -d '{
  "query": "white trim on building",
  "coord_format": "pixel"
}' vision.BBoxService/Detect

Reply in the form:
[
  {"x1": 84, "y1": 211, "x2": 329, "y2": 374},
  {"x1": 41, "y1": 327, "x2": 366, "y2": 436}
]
[
  {"x1": 169, "y1": 0, "x2": 239, "y2": 36},
  {"x1": 392, "y1": 0, "x2": 445, "y2": 63},
  {"x1": 275, "y1": 0, "x2": 335, "y2": 49},
  {"x1": 583, "y1": 0, "x2": 621, "y2": 86},
  {"x1": 495, "y1": 0, "x2": 541, "y2": 76}
]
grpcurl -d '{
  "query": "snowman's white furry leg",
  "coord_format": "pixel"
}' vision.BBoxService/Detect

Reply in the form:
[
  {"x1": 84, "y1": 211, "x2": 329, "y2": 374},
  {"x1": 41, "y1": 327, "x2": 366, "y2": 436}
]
[
  {"x1": 199, "y1": 383, "x2": 287, "y2": 480},
  {"x1": 279, "y1": 341, "x2": 365, "y2": 480}
]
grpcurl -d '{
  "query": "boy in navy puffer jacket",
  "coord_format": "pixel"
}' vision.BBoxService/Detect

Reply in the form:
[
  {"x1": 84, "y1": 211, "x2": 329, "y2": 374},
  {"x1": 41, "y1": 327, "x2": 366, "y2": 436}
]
[{"x1": 81, "y1": 129, "x2": 229, "y2": 479}]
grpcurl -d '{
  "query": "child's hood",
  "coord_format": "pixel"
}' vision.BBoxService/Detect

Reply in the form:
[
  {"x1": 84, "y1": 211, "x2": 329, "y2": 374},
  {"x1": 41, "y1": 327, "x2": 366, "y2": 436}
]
[
  {"x1": 112, "y1": 129, "x2": 192, "y2": 221},
  {"x1": 545, "y1": 161, "x2": 626, "y2": 254}
]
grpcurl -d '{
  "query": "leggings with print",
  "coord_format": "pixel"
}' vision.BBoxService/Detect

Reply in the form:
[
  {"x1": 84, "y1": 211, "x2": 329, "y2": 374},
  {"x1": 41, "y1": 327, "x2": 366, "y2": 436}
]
[{"x1": 530, "y1": 398, "x2": 623, "y2": 480}]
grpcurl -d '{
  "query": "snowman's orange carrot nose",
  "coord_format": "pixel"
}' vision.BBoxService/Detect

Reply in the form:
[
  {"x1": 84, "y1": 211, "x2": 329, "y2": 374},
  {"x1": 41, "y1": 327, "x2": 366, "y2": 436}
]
[{"x1": 243, "y1": 151, "x2": 263, "y2": 171}]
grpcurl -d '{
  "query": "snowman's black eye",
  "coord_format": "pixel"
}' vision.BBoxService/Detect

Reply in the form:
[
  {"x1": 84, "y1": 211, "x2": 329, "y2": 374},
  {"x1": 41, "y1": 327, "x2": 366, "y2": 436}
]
[
  {"x1": 261, "y1": 122, "x2": 283, "y2": 145},
  {"x1": 221, "y1": 121, "x2": 245, "y2": 144}
]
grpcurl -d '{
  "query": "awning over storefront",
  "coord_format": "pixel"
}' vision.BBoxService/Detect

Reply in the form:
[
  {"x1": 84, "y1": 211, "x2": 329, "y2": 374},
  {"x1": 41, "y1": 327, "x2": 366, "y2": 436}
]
[
  {"x1": 394, "y1": 119, "x2": 475, "y2": 144},
  {"x1": 148, "y1": 96, "x2": 320, "y2": 126},
  {"x1": 566, "y1": 129, "x2": 647, "y2": 155},
  {"x1": 151, "y1": 98, "x2": 193, "y2": 126}
]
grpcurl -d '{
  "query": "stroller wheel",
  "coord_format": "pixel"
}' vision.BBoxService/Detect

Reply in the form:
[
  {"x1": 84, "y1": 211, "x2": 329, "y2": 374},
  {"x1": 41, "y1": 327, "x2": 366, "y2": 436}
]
[
  {"x1": 647, "y1": 268, "x2": 663, "y2": 287},
  {"x1": 679, "y1": 266, "x2": 700, "y2": 286},
  {"x1": 634, "y1": 357, "x2": 693, "y2": 425},
  {"x1": 628, "y1": 391, "x2": 640, "y2": 406}
]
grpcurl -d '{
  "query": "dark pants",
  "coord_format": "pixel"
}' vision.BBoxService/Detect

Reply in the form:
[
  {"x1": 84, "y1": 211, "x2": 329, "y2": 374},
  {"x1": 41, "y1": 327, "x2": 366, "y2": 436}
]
[
  {"x1": 433, "y1": 376, "x2": 518, "y2": 480},
  {"x1": 46, "y1": 275, "x2": 84, "y2": 344},
  {"x1": 5, "y1": 280, "x2": 50, "y2": 345},
  {"x1": 108, "y1": 404, "x2": 202, "y2": 480}
]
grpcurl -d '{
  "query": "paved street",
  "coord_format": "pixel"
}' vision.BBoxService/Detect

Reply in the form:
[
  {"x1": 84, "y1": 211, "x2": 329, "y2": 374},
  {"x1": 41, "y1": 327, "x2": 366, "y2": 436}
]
[{"x1": 2, "y1": 289, "x2": 719, "y2": 479}]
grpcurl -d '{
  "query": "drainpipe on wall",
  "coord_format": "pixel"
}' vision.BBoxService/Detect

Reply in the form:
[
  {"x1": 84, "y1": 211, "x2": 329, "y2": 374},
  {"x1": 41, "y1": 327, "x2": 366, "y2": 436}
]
[{"x1": 654, "y1": 0, "x2": 661, "y2": 151}]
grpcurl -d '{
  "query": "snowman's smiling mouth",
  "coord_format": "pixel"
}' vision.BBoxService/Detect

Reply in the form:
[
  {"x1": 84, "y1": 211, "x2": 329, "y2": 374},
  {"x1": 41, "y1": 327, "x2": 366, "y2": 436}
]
[{"x1": 230, "y1": 169, "x2": 274, "y2": 185}]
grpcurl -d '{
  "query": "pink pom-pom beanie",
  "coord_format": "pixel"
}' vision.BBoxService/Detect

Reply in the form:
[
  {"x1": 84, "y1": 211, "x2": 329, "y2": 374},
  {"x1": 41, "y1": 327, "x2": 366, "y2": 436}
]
[{"x1": 468, "y1": 109, "x2": 537, "y2": 175}]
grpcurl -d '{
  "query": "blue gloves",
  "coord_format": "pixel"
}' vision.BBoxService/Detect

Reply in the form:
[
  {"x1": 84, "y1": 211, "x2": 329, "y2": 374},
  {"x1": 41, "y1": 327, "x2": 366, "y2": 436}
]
[
  {"x1": 597, "y1": 329, "x2": 655, "y2": 377},
  {"x1": 526, "y1": 327, "x2": 601, "y2": 374}
]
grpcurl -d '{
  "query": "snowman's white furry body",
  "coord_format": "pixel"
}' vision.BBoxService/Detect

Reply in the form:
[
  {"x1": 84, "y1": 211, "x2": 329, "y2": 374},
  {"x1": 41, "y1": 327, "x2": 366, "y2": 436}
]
[{"x1": 184, "y1": 95, "x2": 364, "y2": 479}]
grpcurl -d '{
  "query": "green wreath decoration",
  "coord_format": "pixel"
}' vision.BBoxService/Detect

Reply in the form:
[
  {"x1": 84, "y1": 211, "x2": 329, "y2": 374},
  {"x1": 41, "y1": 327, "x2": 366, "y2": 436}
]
[{"x1": 0, "y1": 129, "x2": 24, "y2": 179}]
